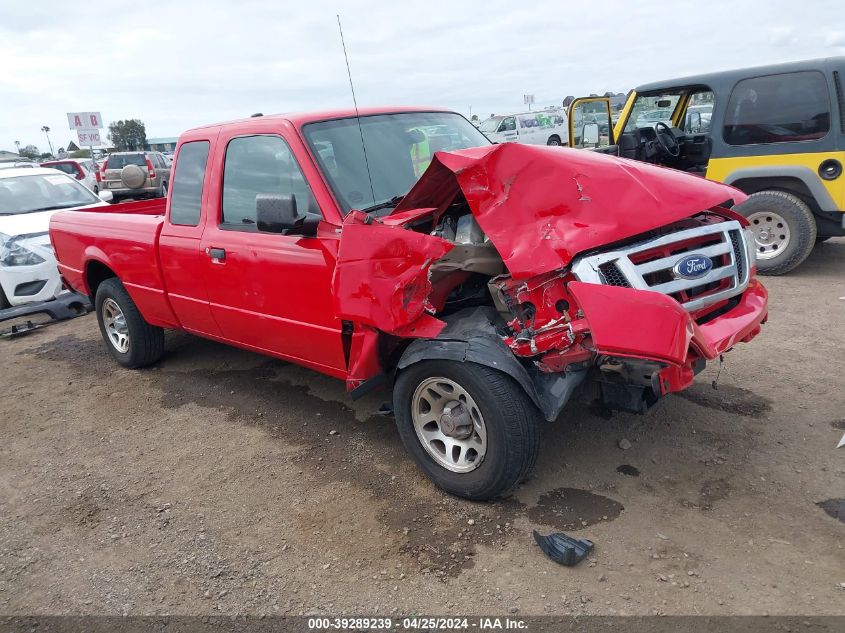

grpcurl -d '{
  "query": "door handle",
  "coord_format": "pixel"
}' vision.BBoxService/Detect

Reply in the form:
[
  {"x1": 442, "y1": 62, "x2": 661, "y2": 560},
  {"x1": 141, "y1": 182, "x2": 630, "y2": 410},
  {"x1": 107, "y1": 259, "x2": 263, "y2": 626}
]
[{"x1": 206, "y1": 247, "x2": 226, "y2": 261}]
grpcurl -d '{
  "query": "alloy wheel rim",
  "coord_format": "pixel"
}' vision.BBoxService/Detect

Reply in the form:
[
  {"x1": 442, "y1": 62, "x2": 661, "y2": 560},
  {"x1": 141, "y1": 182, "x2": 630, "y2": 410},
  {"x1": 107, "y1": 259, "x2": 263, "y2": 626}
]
[
  {"x1": 102, "y1": 298, "x2": 130, "y2": 353},
  {"x1": 411, "y1": 377, "x2": 487, "y2": 473},
  {"x1": 746, "y1": 211, "x2": 791, "y2": 260}
]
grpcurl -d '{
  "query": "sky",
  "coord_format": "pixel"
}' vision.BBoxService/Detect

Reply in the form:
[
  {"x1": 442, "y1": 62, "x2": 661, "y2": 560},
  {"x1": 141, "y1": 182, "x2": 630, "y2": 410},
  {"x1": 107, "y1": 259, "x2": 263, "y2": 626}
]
[{"x1": 2, "y1": 0, "x2": 844, "y2": 153}]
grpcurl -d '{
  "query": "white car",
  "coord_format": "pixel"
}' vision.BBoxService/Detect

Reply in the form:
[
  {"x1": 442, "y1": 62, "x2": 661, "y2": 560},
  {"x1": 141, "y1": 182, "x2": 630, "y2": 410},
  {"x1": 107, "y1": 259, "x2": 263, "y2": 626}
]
[
  {"x1": 40, "y1": 158, "x2": 100, "y2": 193},
  {"x1": 479, "y1": 108, "x2": 569, "y2": 146},
  {"x1": 0, "y1": 167, "x2": 110, "y2": 309}
]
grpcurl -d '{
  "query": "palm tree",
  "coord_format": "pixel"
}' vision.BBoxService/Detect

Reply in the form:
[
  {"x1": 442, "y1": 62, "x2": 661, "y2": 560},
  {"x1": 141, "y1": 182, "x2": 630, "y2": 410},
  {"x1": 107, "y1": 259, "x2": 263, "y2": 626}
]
[
  {"x1": 14, "y1": 140, "x2": 20, "y2": 155},
  {"x1": 41, "y1": 126, "x2": 54, "y2": 157}
]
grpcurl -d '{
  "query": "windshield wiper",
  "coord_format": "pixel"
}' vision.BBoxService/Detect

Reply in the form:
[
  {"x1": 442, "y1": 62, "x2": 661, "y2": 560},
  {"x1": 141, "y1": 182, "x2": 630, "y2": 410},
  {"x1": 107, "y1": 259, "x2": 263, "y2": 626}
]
[{"x1": 358, "y1": 195, "x2": 404, "y2": 214}]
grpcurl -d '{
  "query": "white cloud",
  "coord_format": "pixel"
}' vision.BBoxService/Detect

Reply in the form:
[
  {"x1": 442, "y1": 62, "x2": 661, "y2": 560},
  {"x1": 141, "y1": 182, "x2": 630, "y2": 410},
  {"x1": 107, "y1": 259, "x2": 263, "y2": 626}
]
[{"x1": 0, "y1": 0, "x2": 842, "y2": 151}]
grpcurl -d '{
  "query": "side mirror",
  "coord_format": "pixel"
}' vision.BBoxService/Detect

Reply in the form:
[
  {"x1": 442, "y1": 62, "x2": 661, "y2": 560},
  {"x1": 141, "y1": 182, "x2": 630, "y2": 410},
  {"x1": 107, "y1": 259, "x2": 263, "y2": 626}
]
[
  {"x1": 98, "y1": 190, "x2": 114, "y2": 203},
  {"x1": 688, "y1": 112, "x2": 702, "y2": 133},
  {"x1": 582, "y1": 123, "x2": 600, "y2": 146},
  {"x1": 256, "y1": 194, "x2": 319, "y2": 236}
]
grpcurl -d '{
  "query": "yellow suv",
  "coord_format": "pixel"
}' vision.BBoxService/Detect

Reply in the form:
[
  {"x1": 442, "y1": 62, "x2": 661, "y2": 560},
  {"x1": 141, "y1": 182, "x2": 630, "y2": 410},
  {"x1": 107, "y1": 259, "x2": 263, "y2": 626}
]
[{"x1": 568, "y1": 57, "x2": 845, "y2": 274}]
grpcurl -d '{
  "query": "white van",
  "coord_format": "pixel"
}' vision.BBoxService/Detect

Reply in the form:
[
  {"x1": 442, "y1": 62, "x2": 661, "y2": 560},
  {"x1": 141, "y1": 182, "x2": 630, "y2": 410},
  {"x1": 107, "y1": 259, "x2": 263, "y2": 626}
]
[{"x1": 479, "y1": 109, "x2": 569, "y2": 146}]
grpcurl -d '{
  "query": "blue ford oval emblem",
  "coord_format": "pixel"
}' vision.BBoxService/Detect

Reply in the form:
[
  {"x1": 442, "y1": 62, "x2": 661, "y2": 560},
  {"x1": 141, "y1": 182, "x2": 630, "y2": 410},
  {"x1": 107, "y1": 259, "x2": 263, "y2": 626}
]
[{"x1": 673, "y1": 254, "x2": 713, "y2": 280}]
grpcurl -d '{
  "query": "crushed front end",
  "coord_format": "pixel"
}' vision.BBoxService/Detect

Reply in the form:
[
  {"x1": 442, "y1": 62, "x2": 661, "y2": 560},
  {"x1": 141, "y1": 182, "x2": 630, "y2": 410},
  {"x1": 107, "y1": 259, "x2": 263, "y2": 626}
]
[
  {"x1": 494, "y1": 214, "x2": 767, "y2": 415},
  {"x1": 332, "y1": 143, "x2": 768, "y2": 419}
]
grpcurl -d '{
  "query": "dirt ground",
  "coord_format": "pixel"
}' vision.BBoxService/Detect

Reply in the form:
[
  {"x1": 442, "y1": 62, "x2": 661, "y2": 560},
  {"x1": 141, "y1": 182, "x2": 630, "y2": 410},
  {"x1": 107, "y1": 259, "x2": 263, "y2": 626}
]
[{"x1": 1, "y1": 240, "x2": 844, "y2": 617}]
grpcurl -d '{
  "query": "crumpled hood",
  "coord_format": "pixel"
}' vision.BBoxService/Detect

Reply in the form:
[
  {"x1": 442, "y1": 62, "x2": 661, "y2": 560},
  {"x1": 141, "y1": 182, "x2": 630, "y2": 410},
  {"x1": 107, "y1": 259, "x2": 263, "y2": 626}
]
[
  {"x1": 333, "y1": 143, "x2": 749, "y2": 340},
  {"x1": 389, "y1": 143, "x2": 747, "y2": 279}
]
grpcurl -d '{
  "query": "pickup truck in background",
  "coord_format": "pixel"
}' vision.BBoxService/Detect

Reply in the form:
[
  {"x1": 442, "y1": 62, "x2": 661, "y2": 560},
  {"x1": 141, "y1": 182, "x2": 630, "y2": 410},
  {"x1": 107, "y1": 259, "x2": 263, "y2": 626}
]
[{"x1": 49, "y1": 107, "x2": 768, "y2": 500}]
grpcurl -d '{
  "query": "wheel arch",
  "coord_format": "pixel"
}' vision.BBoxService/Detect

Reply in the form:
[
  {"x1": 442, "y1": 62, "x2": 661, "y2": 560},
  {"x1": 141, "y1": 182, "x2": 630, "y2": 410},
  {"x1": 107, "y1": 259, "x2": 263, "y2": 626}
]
[
  {"x1": 724, "y1": 167, "x2": 836, "y2": 213},
  {"x1": 85, "y1": 259, "x2": 118, "y2": 301},
  {"x1": 393, "y1": 308, "x2": 587, "y2": 421}
]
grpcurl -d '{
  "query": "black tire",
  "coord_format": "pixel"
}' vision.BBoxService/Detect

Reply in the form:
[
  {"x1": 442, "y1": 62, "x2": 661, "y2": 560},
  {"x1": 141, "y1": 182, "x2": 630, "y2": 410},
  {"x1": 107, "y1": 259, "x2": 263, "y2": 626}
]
[
  {"x1": 547, "y1": 135, "x2": 562, "y2": 146},
  {"x1": 734, "y1": 190, "x2": 817, "y2": 275},
  {"x1": 95, "y1": 278, "x2": 164, "y2": 368},
  {"x1": 393, "y1": 360, "x2": 542, "y2": 501},
  {"x1": 159, "y1": 180, "x2": 168, "y2": 198},
  {"x1": 0, "y1": 286, "x2": 9, "y2": 310}
]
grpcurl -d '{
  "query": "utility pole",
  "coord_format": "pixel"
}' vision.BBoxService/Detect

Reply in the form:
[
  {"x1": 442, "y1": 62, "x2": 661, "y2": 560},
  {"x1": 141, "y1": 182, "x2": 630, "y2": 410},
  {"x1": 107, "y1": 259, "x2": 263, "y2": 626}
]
[{"x1": 41, "y1": 126, "x2": 54, "y2": 157}]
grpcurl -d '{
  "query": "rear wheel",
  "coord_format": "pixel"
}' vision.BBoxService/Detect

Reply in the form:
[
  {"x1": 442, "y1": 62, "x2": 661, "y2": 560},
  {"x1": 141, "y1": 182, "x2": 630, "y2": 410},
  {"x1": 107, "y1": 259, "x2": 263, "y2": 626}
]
[
  {"x1": 735, "y1": 190, "x2": 816, "y2": 275},
  {"x1": 95, "y1": 278, "x2": 164, "y2": 368},
  {"x1": 547, "y1": 135, "x2": 562, "y2": 146},
  {"x1": 159, "y1": 180, "x2": 168, "y2": 198},
  {"x1": 394, "y1": 360, "x2": 542, "y2": 500}
]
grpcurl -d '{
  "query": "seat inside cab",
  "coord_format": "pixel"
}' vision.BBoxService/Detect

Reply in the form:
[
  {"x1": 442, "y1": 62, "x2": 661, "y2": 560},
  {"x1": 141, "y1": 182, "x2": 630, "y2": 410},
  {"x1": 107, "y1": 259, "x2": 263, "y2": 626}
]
[{"x1": 615, "y1": 86, "x2": 714, "y2": 175}]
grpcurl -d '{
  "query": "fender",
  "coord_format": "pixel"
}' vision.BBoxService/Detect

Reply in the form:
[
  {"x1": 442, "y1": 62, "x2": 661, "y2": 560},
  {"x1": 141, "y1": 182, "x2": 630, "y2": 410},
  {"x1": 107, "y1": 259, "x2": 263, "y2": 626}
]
[
  {"x1": 395, "y1": 307, "x2": 586, "y2": 422},
  {"x1": 721, "y1": 165, "x2": 838, "y2": 212}
]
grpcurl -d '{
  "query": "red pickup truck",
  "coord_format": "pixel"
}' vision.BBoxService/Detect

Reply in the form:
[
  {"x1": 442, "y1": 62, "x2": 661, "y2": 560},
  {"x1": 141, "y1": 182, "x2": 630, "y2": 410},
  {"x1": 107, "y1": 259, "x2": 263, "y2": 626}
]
[{"x1": 50, "y1": 107, "x2": 768, "y2": 500}]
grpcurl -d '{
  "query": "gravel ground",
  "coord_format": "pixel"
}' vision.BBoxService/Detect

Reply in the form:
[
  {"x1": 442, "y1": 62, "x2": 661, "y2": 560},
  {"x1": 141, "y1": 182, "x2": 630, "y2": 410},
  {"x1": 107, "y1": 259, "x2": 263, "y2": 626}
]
[{"x1": 1, "y1": 240, "x2": 844, "y2": 616}]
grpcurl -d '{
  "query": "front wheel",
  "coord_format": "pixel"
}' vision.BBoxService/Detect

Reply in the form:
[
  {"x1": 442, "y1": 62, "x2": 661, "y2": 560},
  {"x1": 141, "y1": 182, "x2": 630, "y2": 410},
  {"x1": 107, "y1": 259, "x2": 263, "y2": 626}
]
[
  {"x1": 95, "y1": 278, "x2": 164, "y2": 368},
  {"x1": 394, "y1": 360, "x2": 542, "y2": 501},
  {"x1": 735, "y1": 190, "x2": 817, "y2": 275}
]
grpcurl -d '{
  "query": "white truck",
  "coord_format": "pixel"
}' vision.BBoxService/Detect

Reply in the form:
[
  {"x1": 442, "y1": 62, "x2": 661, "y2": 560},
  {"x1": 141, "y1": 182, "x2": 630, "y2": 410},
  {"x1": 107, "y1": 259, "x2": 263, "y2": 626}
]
[{"x1": 479, "y1": 108, "x2": 568, "y2": 146}]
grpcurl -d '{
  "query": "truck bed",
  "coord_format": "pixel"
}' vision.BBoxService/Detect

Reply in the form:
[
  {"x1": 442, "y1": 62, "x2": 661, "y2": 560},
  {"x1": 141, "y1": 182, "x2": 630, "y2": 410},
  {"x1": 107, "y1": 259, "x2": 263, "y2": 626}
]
[
  {"x1": 76, "y1": 198, "x2": 167, "y2": 215},
  {"x1": 49, "y1": 200, "x2": 169, "y2": 323}
]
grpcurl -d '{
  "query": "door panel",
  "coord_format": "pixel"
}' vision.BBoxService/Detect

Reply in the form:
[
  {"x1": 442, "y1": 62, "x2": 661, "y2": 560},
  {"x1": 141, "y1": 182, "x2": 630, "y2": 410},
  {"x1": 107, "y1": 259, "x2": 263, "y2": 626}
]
[{"x1": 201, "y1": 227, "x2": 346, "y2": 373}]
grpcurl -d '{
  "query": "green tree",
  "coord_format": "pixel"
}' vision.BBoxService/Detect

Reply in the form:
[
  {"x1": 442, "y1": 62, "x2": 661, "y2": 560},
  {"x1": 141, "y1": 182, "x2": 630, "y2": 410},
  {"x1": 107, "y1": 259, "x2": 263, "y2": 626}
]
[
  {"x1": 70, "y1": 149, "x2": 92, "y2": 158},
  {"x1": 107, "y1": 119, "x2": 147, "y2": 151},
  {"x1": 19, "y1": 144, "x2": 40, "y2": 159}
]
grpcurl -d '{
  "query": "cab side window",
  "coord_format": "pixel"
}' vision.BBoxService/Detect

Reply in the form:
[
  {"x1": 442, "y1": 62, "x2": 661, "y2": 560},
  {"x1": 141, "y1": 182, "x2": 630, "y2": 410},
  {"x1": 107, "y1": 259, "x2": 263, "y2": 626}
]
[
  {"x1": 221, "y1": 135, "x2": 319, "y2": 229},
  {"x1": 723, "y1": 71, "x2": 830, "y2": 145},
  {"x1": 169, "y1": 141, "x2": 209, "y2": 226}
]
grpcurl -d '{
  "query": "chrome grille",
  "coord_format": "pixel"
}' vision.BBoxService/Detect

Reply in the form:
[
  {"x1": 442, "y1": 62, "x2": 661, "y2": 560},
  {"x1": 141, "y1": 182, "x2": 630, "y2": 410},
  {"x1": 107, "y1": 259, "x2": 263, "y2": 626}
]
[{"x1": 571, "y1": 221, "x2": 753, "y2": 313}]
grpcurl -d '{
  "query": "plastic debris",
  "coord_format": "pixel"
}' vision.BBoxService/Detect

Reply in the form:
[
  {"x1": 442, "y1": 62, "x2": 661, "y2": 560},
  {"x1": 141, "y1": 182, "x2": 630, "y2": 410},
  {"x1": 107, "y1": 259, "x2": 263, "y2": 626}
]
[{"x1": 532, "y1": 529, "x2": 593, "y2": 566}]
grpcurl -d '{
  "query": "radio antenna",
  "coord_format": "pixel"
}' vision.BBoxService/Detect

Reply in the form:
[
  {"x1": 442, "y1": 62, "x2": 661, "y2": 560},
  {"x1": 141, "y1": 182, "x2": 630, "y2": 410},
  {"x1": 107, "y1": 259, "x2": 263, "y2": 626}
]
[{"x1": 337, "y1": 14, "x2": 376, "y2": 206}]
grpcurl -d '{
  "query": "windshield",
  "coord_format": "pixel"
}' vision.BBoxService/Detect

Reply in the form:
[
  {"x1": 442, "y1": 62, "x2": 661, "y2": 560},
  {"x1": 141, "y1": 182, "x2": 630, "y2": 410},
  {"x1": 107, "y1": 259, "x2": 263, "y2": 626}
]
[
  {"x1": 479, "y1": 117, "x2": 503, "y2": 133},
  {"x1": 0, "y1": 173, "x2": 100, "y2": 215},
  {"x1": 303, "y1": 111, "x2": 490, "y2": 214},
  {"x1": 625, "y1": 93, "x2": 682, "y2": 132}
]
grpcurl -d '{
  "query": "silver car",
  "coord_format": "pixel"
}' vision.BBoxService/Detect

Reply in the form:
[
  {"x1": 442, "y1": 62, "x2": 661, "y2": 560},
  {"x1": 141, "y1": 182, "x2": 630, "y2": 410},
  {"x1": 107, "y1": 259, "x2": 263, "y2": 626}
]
[{"x1": 101, "y1": 151, "x2": 170, "y2": 201}]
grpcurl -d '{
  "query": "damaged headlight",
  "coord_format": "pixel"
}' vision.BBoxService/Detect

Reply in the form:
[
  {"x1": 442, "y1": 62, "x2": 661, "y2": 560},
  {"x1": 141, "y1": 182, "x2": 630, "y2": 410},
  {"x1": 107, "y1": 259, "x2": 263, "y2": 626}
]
[{"x1": 0, "y1": 233, "x2": 46, "y2": 267}]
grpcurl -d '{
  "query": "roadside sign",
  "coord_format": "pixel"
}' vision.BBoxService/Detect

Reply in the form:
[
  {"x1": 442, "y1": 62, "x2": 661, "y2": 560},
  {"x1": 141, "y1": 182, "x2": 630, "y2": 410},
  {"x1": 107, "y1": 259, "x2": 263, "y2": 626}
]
[
  {"x1": 523, "y1": 94, "x2": 535, "y2": 105},
  {"x1": 67, "y1": 112, "x2": 103, "y2": 130},
  {"x1": 76, "y1": 129, "x2": 101, "y2": 146}
]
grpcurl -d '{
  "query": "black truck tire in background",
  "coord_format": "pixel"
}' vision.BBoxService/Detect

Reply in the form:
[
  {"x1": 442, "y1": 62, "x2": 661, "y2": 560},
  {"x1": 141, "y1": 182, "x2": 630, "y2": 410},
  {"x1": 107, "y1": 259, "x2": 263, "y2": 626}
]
[
  {"x1": 735, "y1": 190, "x2": 817, "y2": 275},
  {"x1": 95, "y1": 278, "x2": 164, "y2": 368},
  {"x1": 393, "y1": 360, "x2": 542, "y2": 501}
]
